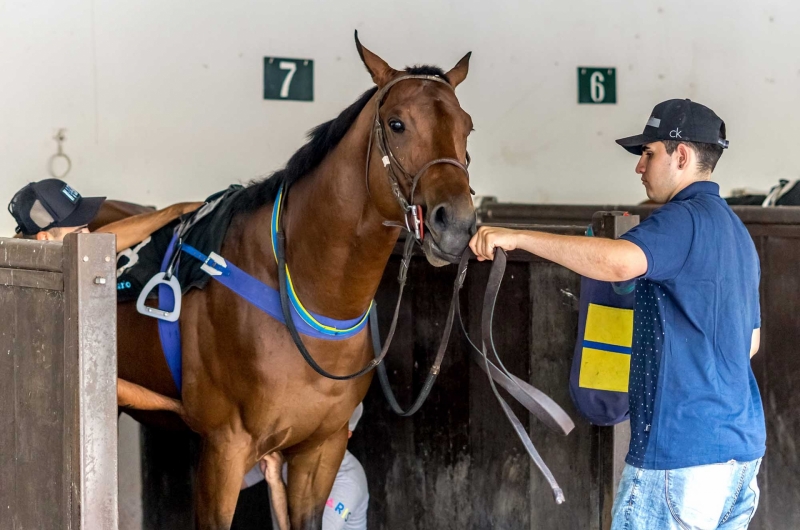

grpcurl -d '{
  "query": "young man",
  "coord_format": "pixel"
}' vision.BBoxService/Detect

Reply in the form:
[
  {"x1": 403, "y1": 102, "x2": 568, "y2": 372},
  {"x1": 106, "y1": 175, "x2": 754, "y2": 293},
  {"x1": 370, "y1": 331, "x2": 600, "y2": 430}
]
[
  {"x1": 471, "y1": 99, "x2": 765, "y2": 529},
  {"x1": 9, "y1": 178, "x2": 200, "y2": 251},
  {"x1": 241, "y1": 403, "x2": 369, "y2": 530}
]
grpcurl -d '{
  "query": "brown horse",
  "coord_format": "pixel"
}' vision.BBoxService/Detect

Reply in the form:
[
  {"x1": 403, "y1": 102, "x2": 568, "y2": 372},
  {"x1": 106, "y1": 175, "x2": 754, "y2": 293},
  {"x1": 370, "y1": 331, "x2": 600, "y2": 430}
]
[{"x1": 117, "y1": 34, "x2": 475, "y2": 529}]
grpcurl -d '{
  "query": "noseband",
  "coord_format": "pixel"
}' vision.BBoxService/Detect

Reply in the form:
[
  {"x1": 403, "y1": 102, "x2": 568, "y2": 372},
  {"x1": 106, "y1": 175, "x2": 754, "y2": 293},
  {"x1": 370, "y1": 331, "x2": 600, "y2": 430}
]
[
  {"x1": 365, "y1": 74, "x2": 471, "y2": 241},
  {"x1": 273, "y1": 77, "x2": 571, "y2": 502}
]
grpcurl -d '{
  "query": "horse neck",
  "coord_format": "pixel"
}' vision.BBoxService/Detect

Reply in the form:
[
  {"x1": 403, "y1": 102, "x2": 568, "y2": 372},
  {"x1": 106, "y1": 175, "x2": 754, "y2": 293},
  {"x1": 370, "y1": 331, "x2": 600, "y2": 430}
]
[{"x1": 275, "y1": 98, "x2": 400, "y2": 320}]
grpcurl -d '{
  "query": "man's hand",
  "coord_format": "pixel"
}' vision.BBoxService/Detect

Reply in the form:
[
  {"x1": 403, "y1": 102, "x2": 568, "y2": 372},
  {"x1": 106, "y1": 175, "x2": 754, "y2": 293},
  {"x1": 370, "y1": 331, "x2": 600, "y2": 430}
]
[
  {"x1": 469, "y1": 226, "x2": 519, "y2": 261},
  {"x1": 260, "y1": 451, "x2": 284, "y2": 484}
]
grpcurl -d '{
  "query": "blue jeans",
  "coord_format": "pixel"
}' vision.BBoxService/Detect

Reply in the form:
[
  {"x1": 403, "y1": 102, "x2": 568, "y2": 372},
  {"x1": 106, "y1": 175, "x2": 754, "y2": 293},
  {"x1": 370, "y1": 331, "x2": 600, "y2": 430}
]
[{"x1": 611, "y1": 459, "x2": 762, "y2": 530}]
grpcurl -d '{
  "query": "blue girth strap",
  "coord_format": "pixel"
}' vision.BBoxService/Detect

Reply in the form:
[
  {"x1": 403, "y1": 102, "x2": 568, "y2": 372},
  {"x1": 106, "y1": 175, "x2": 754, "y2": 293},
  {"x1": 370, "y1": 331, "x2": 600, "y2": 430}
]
[{"x1": 156, "y1": 234, "x2": 370, "y2": 393}]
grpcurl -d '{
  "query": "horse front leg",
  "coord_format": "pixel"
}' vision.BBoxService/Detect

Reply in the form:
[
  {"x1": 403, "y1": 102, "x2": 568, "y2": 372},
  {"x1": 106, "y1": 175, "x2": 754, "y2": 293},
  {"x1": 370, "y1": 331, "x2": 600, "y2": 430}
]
[
  {"x1": 286, "y1": 428, "x2": 349, "y2": 530},
  {"x1": 195, "y1": 431, "x2": 253, "y2": 530}
]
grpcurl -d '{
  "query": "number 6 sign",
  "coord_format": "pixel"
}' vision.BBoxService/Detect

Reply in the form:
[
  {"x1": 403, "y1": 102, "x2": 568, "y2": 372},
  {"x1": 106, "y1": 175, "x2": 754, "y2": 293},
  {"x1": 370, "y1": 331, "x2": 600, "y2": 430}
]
[
  {"x1": 578, "y1": 67, "x2": 616, "y2": 104},
  {"x1": 264, "y1": 57, "x2": 314, "y2": 101}
]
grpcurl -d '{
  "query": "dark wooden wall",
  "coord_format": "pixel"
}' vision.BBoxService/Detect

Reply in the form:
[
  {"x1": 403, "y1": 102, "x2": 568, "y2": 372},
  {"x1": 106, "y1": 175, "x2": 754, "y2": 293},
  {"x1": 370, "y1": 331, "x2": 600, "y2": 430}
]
[
  {"x1": 138, "y1": 204, "x2": 800, "y2": 530},
  {"x1": 0, "y1": 235, "x2": 118, "y2": 530}
]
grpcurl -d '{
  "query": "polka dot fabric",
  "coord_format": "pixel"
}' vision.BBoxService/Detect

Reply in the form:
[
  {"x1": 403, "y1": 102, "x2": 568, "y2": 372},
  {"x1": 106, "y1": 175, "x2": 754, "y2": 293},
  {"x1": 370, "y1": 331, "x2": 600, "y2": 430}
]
[{"x1": 627, "y1": 279, "x2": 666, "y2": 466}]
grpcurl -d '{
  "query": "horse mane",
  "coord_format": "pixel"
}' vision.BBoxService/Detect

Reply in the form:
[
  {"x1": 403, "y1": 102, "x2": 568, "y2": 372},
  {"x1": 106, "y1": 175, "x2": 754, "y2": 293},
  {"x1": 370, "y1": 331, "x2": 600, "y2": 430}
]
[{"x1": 231, "y1": 65, "x2": 449, "y2": 214}]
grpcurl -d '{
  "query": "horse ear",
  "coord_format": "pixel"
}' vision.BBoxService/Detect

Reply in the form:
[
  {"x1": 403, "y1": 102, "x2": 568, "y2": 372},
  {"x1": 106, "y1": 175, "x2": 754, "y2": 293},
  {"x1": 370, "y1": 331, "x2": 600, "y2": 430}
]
[
  {"x1": 354, "y1": 30, "x2": 398, "y2": 88},
  {"x1": 446, "y1": 52, "x2": 471, "y2": 88}
]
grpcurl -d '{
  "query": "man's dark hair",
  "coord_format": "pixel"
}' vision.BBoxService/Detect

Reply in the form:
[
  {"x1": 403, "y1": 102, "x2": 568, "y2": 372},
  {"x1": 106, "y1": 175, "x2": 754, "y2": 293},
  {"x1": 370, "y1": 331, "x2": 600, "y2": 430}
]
[{"x1": 662, "y1": 140, "x2": 724, "y2": 173}]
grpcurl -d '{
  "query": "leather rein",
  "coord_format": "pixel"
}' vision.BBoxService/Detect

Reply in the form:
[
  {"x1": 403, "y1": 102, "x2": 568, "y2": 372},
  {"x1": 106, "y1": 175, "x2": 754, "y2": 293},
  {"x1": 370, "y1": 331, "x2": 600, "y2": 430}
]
[
  {"x1": 275, "y1": 73, "x2": 469, "y2": 382},
  {"x1": 274, "y1": 75, "x2": 572, "y2": 502}
]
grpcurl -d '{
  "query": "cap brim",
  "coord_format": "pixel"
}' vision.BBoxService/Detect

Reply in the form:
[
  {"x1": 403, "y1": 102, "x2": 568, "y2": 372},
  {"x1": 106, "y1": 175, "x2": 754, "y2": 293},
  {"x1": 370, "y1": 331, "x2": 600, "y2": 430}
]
[
  {"x1": 615, "y1": 134, "x2": 657, "y2": 155},
  {"x1": 59, "y1": 196, "x2": 106, "y2": 228}
]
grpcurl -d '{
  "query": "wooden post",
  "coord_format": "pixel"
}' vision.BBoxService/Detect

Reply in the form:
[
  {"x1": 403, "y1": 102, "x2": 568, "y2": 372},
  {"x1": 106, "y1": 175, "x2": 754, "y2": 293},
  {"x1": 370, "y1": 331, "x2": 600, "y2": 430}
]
[
  {"x1": 0, "y1": 234, "x2": 118, "y2": 529},
  {"x1": 591, "y1": 212, "x2": 639, "y2": 530},
  {"x1": 63, "y1": 233, "x2": 119, "y2": 529}
]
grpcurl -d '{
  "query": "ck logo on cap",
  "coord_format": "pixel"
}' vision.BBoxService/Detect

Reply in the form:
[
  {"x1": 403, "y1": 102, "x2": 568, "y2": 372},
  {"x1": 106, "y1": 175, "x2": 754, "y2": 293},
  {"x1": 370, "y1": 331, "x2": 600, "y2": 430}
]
[
  {"x1": 670, "y1": 128, "x2": 682, "y2": 139},
  {"x1": 62, "y1": 184, "x2": 81, "y2": 203}
]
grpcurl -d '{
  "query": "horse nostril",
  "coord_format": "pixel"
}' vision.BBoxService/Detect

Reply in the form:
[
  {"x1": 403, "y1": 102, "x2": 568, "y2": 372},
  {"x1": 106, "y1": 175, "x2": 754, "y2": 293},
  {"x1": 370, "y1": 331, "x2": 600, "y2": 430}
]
[{"x1": 432, "y1": 204, "x2": 448, "y2": 230}]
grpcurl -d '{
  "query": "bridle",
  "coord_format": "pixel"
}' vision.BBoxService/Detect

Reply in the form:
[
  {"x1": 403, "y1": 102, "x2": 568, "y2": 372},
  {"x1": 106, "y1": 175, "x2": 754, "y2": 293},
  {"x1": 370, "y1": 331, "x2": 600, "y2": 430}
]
[
  {"x1": 275, "y1": 73, "x2": 473, "y2": 382},
  {"x1": 365, "y1": 74, "x2": 471, "y2": 241},
  {"x1": 273, "y1": 76, "x2": 570, "y2": 503}
]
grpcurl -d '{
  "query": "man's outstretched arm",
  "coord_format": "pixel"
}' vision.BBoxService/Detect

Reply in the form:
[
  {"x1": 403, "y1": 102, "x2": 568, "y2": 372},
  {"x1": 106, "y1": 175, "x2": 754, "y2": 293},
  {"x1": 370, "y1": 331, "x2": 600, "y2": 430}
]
[
  {"x1": 470, "y1": 226, "x2": 648, "y2": 282},
  {"x1": 95, "y1": 202, "x2": 202, "y2": 252}
]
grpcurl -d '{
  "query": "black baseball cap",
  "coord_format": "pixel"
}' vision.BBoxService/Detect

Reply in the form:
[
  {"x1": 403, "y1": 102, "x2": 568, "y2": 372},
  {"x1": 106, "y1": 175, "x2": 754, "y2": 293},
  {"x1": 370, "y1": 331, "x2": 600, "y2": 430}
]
[
  {"x1": 616, "y1": 99, "x2": 729, "y2": 155},
  {"x1": 8, "y1": 179, "x2": 105, "y2": 235}
]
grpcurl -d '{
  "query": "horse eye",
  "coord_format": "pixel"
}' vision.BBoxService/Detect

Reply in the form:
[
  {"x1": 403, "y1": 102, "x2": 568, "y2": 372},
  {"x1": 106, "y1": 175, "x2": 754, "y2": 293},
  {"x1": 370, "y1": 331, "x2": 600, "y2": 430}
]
[{"x1": 388, "y1": 119, "x2": 405, "y2": 133}]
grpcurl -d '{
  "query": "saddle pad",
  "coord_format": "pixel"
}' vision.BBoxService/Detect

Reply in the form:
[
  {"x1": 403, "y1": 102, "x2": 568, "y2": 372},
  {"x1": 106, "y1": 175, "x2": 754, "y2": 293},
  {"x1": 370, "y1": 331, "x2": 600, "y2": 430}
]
[{"x1": 115, "y1": 185, "x2": 243, "y2": 302}]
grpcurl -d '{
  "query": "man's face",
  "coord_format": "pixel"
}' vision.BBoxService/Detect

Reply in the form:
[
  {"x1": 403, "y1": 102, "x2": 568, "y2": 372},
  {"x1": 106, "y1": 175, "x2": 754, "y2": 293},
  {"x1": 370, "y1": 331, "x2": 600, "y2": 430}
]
[{"x1": 635, "y1": 141, "x2": 679, "y2": 203}]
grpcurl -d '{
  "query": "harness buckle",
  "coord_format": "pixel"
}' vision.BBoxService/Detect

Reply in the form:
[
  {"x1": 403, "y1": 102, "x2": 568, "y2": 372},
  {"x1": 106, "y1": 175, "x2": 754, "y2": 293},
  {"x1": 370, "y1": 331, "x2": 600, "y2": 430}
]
[
  {"x1": 406, "y1": 205, "x2": 424, "y2": 241},
  {"x1": 200, "y1": 252, "x2": 227, "y2": 277}
]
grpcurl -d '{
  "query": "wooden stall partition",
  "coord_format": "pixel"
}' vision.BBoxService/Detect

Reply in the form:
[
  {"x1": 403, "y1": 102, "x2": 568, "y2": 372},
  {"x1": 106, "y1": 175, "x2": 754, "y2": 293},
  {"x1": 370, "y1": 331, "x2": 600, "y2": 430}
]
[{"x1": 0, "y1": 234, "x2": 118, "y2": 530}]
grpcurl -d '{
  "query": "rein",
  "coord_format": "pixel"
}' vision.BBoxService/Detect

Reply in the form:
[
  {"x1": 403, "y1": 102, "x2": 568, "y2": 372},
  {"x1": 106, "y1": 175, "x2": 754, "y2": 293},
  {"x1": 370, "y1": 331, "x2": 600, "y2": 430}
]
[
  {"x1": 274, "y1": 73, "x2": 470, "y2": 381},
  {"x1": 372, "y1": 248, "x2": 569, "y2": 503},
  {"x1": 274, "y1": 76, "x2": 572, "y2": 501}
]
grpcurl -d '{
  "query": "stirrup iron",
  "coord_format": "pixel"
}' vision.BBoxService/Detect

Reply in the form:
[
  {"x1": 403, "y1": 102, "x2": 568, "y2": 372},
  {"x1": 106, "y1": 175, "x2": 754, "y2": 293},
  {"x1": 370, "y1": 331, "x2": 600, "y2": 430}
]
[{"x1": 136, "y1": 272, "x2": 182, "y2": 322}]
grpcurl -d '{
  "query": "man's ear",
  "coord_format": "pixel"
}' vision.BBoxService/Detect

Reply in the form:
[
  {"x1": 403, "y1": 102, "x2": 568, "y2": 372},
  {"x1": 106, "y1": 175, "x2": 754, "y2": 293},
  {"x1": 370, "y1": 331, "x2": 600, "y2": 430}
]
[
  {"x1": 354, "y1": 30, "x2": 399, "y2": 88},
  {"x1": 35, "y1": 231, "x2": 51, "y2": 241},
  {"x1": 445, "y1": 52, "x2": 471, "y2": 88},
  {"x1": 676, "y1": 143, "x2": 693, "y2": 171}
]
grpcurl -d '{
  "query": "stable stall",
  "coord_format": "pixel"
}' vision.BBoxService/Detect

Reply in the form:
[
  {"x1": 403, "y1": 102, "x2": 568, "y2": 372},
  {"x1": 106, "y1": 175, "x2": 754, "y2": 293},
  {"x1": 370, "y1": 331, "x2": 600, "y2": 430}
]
[{"x1": 135, "y1": 203, "x2": 800, "y2": 530}]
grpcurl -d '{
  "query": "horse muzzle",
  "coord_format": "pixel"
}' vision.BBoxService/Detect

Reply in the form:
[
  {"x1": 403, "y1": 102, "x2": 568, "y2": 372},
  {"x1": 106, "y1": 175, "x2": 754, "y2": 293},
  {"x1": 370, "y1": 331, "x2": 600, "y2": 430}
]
[{"x1": 422, "y1": 202, "x2": 477, "y2": 266}]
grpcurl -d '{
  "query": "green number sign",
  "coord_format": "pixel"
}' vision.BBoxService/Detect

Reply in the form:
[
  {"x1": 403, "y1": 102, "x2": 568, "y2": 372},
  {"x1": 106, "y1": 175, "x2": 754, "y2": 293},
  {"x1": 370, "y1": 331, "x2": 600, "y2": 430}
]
[
  {"x1": 264, "y1": 57, "x2": 313, "y2": 102},
  {"x1": 578, "y1": 67, "x2": 616, "y2": 104}
]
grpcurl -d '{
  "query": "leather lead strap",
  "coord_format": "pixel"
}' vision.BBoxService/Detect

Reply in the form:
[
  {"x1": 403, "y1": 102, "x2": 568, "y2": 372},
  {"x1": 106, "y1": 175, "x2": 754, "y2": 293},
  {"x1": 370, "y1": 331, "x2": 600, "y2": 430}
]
[
  {"x1": 372, "y1": 247, "x2": 573, "y2": 503},
  {"x1": 372, "y1": 246, "x2": 469, "y2": 417},
  {"x1": 478, "y1": 249, "x2": 566, "y2": 504}
]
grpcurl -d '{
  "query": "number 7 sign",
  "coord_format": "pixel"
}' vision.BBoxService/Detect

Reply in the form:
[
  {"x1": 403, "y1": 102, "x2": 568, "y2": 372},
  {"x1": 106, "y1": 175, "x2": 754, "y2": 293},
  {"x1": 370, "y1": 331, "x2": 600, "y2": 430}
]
[{"x1": 264, "y1": 57, "x2": 314, "y2": 101}]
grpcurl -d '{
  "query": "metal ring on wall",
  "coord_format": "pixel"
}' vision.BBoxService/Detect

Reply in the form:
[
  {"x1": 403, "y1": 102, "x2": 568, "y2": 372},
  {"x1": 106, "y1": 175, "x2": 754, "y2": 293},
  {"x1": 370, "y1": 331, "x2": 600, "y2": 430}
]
[{"x1": 48, "y1": 152, "x2": 72, "y2": 179}]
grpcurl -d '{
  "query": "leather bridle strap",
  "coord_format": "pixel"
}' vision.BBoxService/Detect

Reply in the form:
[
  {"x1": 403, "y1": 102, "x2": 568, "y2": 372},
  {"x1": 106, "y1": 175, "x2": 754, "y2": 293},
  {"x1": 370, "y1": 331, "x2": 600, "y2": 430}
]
[
  {"x1": 476, "y1": 248, "x2": 567, "y2": 504},
  {"x1": 372, "y1": 242, "x2": 470, "y2": 416},
  {"x1": 372, "y1": 247, "x2": 574, "y2": 503},
  {"x1": 274, "y1": 75, "x2": 470, "y2": 381},
  {"x1": 365, "y1": 74, "x2": 470, "y2": 239}
]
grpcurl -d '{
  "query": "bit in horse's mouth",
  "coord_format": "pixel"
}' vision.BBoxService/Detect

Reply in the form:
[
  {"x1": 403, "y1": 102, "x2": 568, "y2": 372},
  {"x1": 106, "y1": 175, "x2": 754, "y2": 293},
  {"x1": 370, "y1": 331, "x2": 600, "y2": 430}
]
[{"x1": 423, "y1": 236, "x2": 461, "y2": 266}]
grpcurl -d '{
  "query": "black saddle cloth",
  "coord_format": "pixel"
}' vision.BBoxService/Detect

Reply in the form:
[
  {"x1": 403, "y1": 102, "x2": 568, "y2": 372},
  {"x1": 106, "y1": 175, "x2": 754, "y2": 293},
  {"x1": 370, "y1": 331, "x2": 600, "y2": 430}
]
[{"x1": 115, "y1": 185, "x2": 244, "y2": 302}]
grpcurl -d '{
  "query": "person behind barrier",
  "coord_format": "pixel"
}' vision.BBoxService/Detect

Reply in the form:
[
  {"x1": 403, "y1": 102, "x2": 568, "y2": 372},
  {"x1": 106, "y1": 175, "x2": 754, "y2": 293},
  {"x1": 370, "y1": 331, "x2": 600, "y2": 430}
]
[
  {"x1": 241, "y1": 403, "x2": 369, "y2": 530},
  {"x1": 8, "y1": 178, "x2": 200, "y2": 252},
  {"x1": 471, "y1": 99, "x2": 764, "y2": 530}
]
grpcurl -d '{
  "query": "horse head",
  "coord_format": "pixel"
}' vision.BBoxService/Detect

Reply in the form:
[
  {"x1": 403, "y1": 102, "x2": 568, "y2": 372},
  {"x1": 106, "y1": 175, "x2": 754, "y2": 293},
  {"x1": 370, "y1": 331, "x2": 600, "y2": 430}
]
[{"x1": 356, "y1": 33, "x2": 476, "y2": 266}]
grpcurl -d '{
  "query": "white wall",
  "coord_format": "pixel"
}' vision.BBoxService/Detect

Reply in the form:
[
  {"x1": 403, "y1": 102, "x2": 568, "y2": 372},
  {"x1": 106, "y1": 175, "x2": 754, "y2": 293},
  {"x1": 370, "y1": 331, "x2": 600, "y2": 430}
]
[{"x1": 2, "y1": 0, "x2": 799, "y2": 235}]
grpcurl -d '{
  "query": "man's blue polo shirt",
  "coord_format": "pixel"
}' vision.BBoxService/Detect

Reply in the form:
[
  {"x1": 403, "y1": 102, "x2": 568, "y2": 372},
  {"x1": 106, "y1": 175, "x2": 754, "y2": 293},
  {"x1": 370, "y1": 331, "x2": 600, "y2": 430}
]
[{"x1": 619, "y1": 181, "x2": 765, "y2": 469}]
